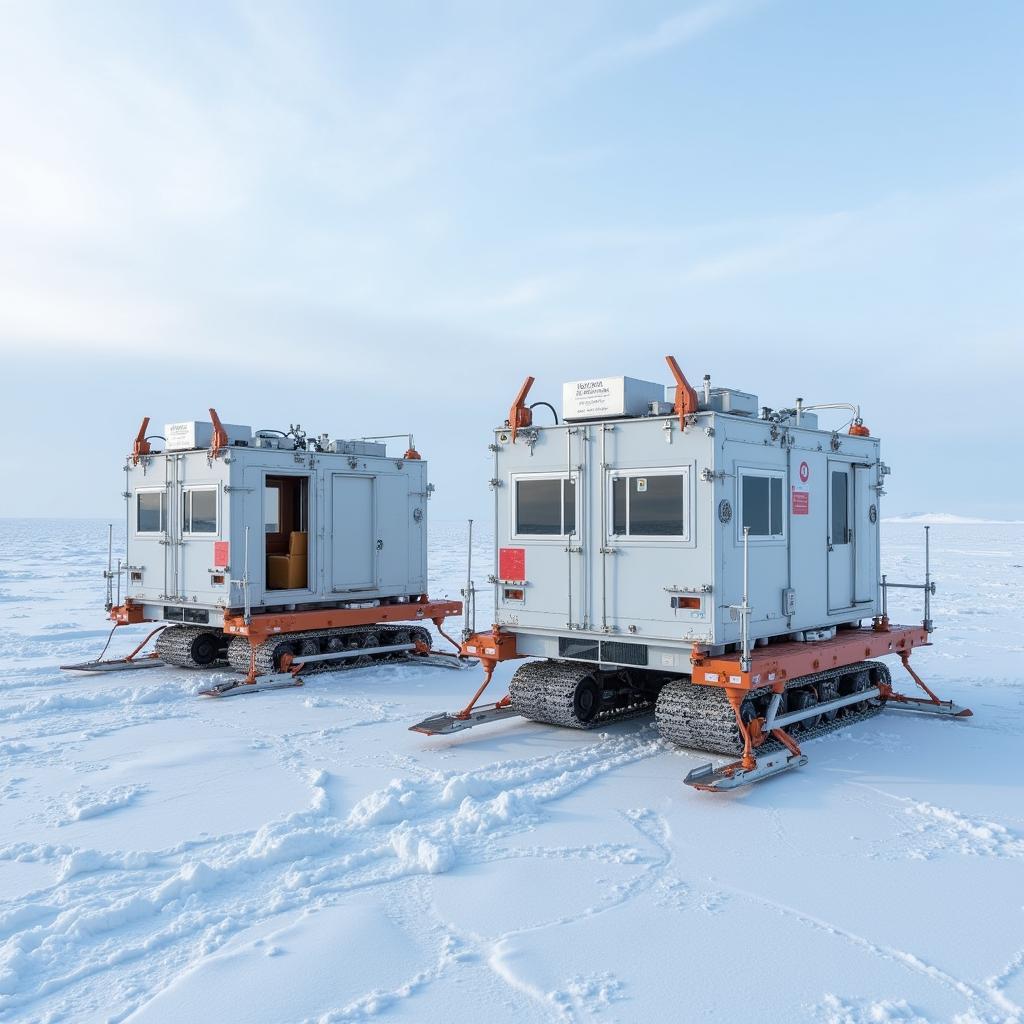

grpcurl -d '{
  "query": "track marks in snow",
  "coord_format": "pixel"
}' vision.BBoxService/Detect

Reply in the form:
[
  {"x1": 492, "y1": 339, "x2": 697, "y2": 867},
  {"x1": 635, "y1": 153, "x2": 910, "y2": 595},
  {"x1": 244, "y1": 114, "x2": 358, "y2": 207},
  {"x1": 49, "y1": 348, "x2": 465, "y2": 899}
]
[
  {"x1": 59, "y1": 783, "x2": 147, "y2": 823},
  {"x1": 817, "y1": 994, "x2": 930, "y2": 1023},
  {"x1": 0, "y1": 733, "x2": 663, "y2": 1021},
  {"x1": 550, "y1": 972, "x2": 625, "y2": 1020},
  {"x1": 858, "y1": 786, "x2": 1024, "y2": 862},
  {"x1": 728, "y1": 884, "x2": 1023, "y2": 1023},
  {"x1": 900, "y1": 800, "x2": 1024, "y2": 860}
]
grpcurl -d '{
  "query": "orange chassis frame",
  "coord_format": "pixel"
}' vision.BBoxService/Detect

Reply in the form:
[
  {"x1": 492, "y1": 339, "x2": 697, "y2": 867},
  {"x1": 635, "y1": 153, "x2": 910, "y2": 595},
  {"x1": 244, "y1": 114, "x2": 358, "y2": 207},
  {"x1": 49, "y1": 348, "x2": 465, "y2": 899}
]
[
  {"x1": 449, "y1": 621, "x2": 969, "y2": 786},
  {"x1": 111, "y1": 597, "x2": 463, "y2": 684}
]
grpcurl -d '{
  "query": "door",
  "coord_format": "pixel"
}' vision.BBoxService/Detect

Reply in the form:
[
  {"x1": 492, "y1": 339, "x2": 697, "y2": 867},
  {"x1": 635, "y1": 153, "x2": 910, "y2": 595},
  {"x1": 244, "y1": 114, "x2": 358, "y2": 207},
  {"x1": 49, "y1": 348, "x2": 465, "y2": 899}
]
[
  {"x1": 606, "y1": 466, "x2": 692, "y2": 631},
  {"x1": 853, "y1": 464, "x2": 876, "y2": 604},
  {"x1": 376, "y1": 473, "x2": 410, "y2": 590},
  {"x1": 332, "y1": 474, "x2": 376, "y2": 592},
  {"x1": 827, "y1": 461, "x2": 855, "y2": 611}
]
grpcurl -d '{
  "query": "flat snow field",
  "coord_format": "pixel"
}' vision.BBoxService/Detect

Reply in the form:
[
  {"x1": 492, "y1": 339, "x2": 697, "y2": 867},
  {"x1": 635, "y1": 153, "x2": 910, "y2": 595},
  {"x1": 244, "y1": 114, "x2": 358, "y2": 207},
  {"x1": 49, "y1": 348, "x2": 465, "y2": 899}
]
[{"x1": 0, "y1": 519, "x2": 1022, "y2": 1024}]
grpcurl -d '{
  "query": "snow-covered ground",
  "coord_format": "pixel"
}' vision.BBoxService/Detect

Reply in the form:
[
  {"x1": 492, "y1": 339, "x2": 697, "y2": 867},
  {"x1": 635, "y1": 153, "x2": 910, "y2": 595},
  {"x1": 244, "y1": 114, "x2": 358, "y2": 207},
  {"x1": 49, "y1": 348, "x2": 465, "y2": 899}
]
[{"x1": 0, "y1": 518, "x2": 1022, "y2": 1024}]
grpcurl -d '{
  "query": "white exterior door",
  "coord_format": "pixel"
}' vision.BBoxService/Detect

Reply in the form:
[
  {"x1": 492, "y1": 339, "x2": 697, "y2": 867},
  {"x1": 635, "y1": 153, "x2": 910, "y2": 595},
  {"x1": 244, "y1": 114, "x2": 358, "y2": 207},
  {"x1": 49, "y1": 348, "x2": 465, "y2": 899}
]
[
  {"x1": 827, "y1": 461, "x2": 855, "y2": 612},
  {"x1": 376, "y1": 473, "x2": 410, "y2": 590},
  {"x1": 331, "y1": 474, "x2": 376, "y2": 592}
]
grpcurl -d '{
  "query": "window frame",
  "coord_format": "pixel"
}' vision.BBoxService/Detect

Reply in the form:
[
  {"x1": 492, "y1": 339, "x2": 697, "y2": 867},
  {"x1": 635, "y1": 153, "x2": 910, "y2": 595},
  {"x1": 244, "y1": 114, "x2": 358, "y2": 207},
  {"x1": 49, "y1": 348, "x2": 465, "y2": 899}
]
[
  {"x1": 606, "y1": 466, "x2": 691, "y2": 543},
  {"x1": 830, "y1": 468, "x2": 851, "y2": 546},
  {"x1": 182, "y1": 485, "x2": 219, "y2": 536},
  {"x1": 511, "y1": 472, "x2": 578, "y2": 540},
  {"x1": 264, "y1": 483, "x2": 281, "y2": 534},
  {"x1": 135, "y1": 488, "x2": 167, "y2": 535},
  {"x1": 737, "y1": 467, "x2": 786, "y2": 543}
]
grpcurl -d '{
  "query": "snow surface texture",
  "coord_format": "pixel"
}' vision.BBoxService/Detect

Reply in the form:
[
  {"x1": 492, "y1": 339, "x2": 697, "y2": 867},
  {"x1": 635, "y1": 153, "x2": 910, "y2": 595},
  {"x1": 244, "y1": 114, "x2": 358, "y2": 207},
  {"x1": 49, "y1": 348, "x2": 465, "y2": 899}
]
[{"x1": 0, "y1": 517, "x2": 1022, "y2": 1023}]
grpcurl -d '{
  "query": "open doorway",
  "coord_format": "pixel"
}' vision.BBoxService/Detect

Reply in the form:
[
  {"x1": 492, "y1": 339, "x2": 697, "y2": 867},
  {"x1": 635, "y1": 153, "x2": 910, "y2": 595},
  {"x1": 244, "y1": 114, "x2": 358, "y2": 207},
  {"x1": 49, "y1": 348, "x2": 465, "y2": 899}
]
[{"x1": 265, "y1": 475, "x2": 309, "y2": 591}]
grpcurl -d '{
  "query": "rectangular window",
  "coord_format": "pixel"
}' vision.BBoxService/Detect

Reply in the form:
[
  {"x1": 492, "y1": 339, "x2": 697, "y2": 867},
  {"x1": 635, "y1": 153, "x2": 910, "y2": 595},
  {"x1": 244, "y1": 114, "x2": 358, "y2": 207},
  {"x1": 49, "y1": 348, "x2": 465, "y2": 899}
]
[
  {"x1": 831, "y1": 470, "x2": 849, "y2": 544},
  {"x1": 741, "y1": 473, "x2": 784, "y2": 537},
  {"x1": 265, "y1": 485, "x2": 280, "y2": 533},
  {"x1": 183, "y1": 487, "x2": 217, "y2": 534},
  {"x1": 137, "y1": 491, "x2": 164, "y2": 533},
  {"x1": 515, "y1": 477, "x2": 575, "y2": 536},
  {"x1": 610, "y1": 471, "x2": 688, "y2": 538}
]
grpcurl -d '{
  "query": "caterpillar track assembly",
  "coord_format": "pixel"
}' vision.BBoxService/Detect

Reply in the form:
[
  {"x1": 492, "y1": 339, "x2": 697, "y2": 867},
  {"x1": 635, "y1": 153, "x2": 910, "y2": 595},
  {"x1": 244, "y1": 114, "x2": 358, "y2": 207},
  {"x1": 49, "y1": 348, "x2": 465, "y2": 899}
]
[
  {"x1": 64, "y1": 412, "x2": 468, "y2": 695},
  {"x1": 410, "y1": 356, "x2": 971, "y2": 790}
]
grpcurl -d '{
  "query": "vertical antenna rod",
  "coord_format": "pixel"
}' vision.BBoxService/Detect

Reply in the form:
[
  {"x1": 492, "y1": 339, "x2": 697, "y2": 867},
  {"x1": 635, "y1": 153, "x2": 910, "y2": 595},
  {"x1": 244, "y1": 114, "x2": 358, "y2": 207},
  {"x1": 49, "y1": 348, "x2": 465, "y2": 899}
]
[{"x1": 464, "y1": 518, "x2": 474, "y2": 639}]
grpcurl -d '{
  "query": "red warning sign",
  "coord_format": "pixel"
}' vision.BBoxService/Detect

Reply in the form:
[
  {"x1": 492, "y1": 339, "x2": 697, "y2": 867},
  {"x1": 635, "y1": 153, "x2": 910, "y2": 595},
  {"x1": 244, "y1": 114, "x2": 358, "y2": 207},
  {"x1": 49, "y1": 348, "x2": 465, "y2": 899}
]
[
  {"x1": 791, "y1": 489, "x2": 809, "y2": 515},
  {"x1": 499, "y1": 547, "x2": 526, "y2": 580},
  {"x1": 799, "y1": 460, "x2": 810, "y2": 483},
  {"x1": 214, "y1": 541, "x2": 229, "y2": 567}
]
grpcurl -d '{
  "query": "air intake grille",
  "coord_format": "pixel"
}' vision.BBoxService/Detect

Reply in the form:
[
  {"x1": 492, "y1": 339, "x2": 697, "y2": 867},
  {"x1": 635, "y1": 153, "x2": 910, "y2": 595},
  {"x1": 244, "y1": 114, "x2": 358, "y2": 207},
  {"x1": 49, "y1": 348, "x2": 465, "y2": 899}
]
[
  {"x1": 558, "y1": 637, "x2": 599, "y2": 661},
  {"x1": 599, "y1": 641, "x2": 648, "y2": 667},
  {"x1": 557, "y1": 637, "x2": 648, "y2": 667}
]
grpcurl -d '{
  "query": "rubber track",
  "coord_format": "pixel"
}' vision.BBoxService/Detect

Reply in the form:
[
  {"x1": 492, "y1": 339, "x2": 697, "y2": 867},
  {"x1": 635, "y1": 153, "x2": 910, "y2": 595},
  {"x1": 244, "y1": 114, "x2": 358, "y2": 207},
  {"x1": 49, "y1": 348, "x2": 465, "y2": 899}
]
[
  {"x1": 226, "y1": 625, "x2": 432, "y2": 675},
  {"x1": 155, "y1": 625, "x2": 226, "y2": 669},
  {"x1": 508, "y1": 660, "x2": 654, "y2": 730},
  {"x1": 655, "y1": 661, "x2": 891, "y2": 757}
]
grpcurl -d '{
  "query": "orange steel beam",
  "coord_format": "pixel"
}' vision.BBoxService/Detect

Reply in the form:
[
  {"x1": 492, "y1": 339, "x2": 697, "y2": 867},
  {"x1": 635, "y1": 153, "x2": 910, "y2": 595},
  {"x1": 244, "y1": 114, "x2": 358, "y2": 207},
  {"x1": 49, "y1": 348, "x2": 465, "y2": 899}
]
[
  {"x1": 209, "y1": 407, "x2": 229, "y2": 459},
  {"x1": 223, "y1": 599, "x2": 462, "y2": 645},
  {"x1": 131, "y1": 417, "x2": 152, "y2": 465},
  {"x1": 690, "y1": 624, "x2": 930, "y2": 691},
  {"x1": 508, "y1": 376, "x2": 535, "y2": 443},
  {"x1": 664, "y1": 355, "x2": 700, "y2": 431}
]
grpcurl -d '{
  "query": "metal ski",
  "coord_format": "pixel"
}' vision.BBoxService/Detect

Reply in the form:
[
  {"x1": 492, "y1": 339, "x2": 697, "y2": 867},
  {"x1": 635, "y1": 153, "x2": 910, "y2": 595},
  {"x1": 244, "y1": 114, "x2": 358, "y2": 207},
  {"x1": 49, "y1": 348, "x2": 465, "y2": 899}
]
[
  {"x1": 685, "y1": 749, "x2": 809, "y2": 791},
  {"x1": 409, "y1": 701, "x2": 521, "y2": 736},
  {"x1": 406, "y1": 653, "x2": 479, "y2": 672},
  {"x1": 199, "y1": 674, "x2": 305, "y2": 698},
  {"x1": 61, "y1": 625, "x2": 167, "y2": 674},
  {"x1": 60, "y1": 655, "x2": 164, "y2": 673}
]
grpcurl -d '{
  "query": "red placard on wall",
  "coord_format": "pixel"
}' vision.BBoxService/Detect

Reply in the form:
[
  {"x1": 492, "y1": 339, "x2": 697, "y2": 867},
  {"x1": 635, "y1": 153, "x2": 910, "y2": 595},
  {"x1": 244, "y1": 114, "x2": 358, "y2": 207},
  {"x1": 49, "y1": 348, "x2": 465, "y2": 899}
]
[
  {"x1": 791, "y1": 489, "x2": 809, "y2": 515},
  {"x1": 499, "y1": 547, "x2": 526, "y2": 580},
  {"x1": 214, "y1": 541, "x2": 230, "y2": 567}
]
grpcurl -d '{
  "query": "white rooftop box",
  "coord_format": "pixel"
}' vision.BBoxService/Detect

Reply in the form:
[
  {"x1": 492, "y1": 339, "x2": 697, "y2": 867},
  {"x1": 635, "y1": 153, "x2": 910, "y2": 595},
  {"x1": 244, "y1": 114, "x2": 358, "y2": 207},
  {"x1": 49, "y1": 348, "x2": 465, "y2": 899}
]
[
  {"x1": 562, "y1": 376, "x2": 667, "y2": 422},
  {"x1": 164, "y1": 420, "x2": 253, "y2": 451}
]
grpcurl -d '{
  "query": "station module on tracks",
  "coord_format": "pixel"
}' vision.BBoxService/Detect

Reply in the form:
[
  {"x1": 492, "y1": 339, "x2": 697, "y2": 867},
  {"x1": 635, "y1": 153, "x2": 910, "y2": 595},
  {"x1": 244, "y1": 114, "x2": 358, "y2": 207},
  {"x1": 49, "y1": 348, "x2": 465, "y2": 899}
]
[
  {"x1": 63, "y1": 411, "x2": 464, "y2": 695},
  {"x1": 412, "y1": 356, "x2": 970, "y2": 790}
]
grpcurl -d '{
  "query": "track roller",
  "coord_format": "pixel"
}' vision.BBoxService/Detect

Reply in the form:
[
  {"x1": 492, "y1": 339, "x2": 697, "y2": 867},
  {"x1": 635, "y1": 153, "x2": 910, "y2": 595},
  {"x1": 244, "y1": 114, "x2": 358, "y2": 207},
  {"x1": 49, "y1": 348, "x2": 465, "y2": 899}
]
[
  {"x1": 508, "y1": 660, "x2": 656, "y2": 729},
  {"x1": 225, "y1": 624, "x2": 434, "y2": 676},
  {"x1": 155, "y1": 625, "x2": 229, "y2": 669}
]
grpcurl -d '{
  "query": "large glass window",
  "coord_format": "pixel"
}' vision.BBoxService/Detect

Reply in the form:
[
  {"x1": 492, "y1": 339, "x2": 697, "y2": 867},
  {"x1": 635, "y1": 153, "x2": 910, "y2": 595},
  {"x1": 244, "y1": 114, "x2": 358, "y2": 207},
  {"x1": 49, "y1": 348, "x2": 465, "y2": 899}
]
[
  {"x1": 741, "y1": 473, "x2": 784, "y2": 537},
  {"x1": 183, "y1": 487, "x2": 217, "y2": 534},
  {"x1": 611, "y1": 472, "x2": 687, "y2": 537},
  {"x1": 831, "y1": 470, "x2": 849, "y2": 545},
  {"x1": 137, "y1": 491, "x2": 164, "y2": 533},
  {"x1": 515, "y1": 477, "x2": 576, "y2": 536}
]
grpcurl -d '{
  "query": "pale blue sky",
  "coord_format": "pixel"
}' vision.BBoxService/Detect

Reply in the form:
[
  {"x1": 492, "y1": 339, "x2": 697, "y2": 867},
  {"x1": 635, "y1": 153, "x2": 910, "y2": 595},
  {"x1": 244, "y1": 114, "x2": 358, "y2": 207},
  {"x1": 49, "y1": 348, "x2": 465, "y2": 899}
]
[{"x1": 2, "y1": 1, "x2": 1022, "y2": 520}]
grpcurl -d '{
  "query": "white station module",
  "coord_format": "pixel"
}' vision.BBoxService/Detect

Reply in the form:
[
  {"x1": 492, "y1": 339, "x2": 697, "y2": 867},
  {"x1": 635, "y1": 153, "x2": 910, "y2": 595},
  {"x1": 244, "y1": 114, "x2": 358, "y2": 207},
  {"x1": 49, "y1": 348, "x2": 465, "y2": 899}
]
[{"x1": 562, "y1": 376, "x2": 667, "y2": 421}]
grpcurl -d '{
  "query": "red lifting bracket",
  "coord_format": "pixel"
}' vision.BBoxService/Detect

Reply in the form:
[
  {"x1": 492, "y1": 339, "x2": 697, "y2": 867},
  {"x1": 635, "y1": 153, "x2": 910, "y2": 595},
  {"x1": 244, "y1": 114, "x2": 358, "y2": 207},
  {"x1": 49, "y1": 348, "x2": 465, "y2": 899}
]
[
  {"x1": 209, "y1": 407, "x2": 229, "y2": 460},
  {"x1": 665, "y1": 355, "x2": 700, "y2": 431},
  {"x1": 507, "y1": 376, "x2": 535, "y2": 443},
  {"x1": 131, "y1": 417, "x2": 152, "y2": 465}
]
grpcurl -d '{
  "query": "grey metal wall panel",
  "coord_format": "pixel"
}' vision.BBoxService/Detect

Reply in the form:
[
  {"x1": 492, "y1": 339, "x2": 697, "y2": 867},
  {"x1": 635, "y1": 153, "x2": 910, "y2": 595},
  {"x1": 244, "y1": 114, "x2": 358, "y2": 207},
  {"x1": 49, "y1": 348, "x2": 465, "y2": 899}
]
[
  {"x1": 124, "y1": 442, "x2": 430, "y2": 618},
  {"x1": 331, "y1": 475, "x2": 376, "y2": 591},
  {"x1": 492, "y1": 408, "x2": 882, "y2": 665}
]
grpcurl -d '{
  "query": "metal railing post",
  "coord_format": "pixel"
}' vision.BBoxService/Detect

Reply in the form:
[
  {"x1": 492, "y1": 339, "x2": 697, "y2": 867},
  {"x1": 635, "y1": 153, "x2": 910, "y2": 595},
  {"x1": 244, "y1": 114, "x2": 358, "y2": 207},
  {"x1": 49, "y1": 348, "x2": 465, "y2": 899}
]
[
  {"x1": 463, "y1": 518, "x2": 474, "y2": 640},
  {"x1": 923, "y1": 525, "x2": 933, "y2": 632},
  {"x1": 740, "y1": 527, "x2": 751, "y2": 672}
]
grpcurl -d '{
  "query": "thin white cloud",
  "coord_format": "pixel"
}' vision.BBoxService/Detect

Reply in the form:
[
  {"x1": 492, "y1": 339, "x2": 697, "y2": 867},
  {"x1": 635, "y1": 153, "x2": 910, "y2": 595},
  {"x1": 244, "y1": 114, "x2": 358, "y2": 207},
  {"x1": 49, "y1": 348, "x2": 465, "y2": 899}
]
[{"x1": 569, "y1": 1, "x2": 751, "y2": 80}]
